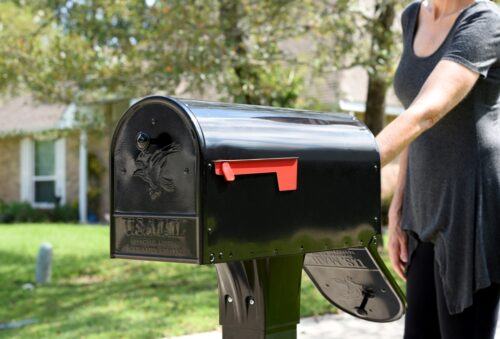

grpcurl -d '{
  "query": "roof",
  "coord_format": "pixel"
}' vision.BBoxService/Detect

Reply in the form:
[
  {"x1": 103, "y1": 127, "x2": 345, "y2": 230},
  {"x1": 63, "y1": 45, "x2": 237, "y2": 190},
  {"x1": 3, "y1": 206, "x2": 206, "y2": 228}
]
[{"x1": 0, "y1": 96, "x2": 77, "y2": 138}]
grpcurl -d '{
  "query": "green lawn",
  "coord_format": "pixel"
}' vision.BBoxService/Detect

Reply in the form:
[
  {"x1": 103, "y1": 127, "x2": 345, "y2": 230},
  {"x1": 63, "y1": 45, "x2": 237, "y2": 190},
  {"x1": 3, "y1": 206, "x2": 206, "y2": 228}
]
[{"x1": 0, "y1": 224, "x2": 341, "y2": 338}]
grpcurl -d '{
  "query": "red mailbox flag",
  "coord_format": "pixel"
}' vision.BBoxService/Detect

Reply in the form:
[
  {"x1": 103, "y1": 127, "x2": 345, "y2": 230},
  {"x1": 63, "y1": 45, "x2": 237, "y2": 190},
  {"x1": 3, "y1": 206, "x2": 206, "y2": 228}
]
[{"x1": 213, "y1": 158, "x2": 298, "y2": 191}]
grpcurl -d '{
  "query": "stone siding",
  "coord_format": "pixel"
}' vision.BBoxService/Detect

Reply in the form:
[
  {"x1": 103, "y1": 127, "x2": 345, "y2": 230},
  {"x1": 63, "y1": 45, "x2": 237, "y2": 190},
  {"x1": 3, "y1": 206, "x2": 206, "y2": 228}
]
[{"x1": 0, "y1": 137, "x2": 21, "y2": 202}]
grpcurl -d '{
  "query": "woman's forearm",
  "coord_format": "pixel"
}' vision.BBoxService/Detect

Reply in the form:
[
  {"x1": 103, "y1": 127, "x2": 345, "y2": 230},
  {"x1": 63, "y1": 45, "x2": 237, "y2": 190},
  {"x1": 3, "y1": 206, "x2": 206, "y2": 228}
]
[
  {"x1": 376, "y1": 60, "x2": 479, "y2": 167},
  {"x1": 376, "y1": 105, "x2": 428, "y2": 167},
  {"x1": 388, "y1": 147, "x2": 409, "y2": 227}
]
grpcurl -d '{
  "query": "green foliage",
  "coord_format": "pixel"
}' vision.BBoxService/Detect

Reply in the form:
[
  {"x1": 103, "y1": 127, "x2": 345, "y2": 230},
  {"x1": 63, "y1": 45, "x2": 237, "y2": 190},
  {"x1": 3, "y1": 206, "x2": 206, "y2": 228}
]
[
  {"x1": 307, "y1": 0, "x2": 411, "y2": 133},
  {"x1": 0, "y1": 0, "x2": 417, "y2": 114},
  {"x1": 224, "y1": 64, "x2": 304, "y2": 107},
  {"x1": 311, "y1": 0, "x2": 409, "y2": 77},
  {"x1": 87, "y1": 152, "x2": 104, "y2": 217},
  {"x1": 1, "y1": 0, "x2": 311, "y2": 108},
  {"x1": 0, "y1": 201, "x2": 42, "y2": 223},
  {"x1": 52, "y1": 203, "x2": 80, "y2": 223},
  {"x1": 0, "y1": 201, "x2": 78, "y2": 223},
  {"x1": 0, "y1": 225, "x2": 336, "y2": 338},
  {"x1": 0, "y1": 3, "x2": 39, "y2": 94}
]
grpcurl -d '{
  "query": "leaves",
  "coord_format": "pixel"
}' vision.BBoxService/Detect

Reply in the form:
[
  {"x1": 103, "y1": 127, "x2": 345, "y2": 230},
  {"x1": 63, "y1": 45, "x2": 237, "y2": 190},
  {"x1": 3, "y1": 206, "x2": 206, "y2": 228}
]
[{"x1": 1, "y1": 0, "x2": 408, "y2": 109}]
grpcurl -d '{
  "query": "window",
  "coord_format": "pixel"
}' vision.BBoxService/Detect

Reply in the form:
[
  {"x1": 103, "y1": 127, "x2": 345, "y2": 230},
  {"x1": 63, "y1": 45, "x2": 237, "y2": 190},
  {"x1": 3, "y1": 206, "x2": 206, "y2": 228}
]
[
  {"x1": 34, "y1": 140, "x2": 56, "y2": 204},
  {"x1": 20, "y1": 137, "x2": 66, "y2": 208}
]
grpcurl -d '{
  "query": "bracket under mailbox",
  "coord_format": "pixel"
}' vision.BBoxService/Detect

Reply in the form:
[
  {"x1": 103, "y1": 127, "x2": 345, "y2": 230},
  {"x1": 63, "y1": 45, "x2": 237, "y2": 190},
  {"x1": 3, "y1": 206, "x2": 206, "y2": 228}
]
[{"x1": 215, "y1": 236, "x2": 406, "y2": 338}]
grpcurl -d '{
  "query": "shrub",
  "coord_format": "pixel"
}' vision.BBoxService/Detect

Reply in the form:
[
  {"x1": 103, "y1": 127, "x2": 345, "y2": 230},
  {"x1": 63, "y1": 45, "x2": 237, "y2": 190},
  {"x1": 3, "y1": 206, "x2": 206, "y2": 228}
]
[
  {"x1": 52, "y1": 202, "x2": 79, "y2": 222},
  {"x1": 0, "y1": 201, "x2": 79, "y2": 223}
]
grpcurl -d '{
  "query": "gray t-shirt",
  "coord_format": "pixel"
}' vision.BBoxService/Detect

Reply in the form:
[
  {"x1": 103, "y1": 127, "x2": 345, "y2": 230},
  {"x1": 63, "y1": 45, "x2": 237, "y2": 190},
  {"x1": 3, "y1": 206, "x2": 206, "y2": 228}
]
[{"x1": 393, "y1": 0, "x2": 500, "y2": 314}]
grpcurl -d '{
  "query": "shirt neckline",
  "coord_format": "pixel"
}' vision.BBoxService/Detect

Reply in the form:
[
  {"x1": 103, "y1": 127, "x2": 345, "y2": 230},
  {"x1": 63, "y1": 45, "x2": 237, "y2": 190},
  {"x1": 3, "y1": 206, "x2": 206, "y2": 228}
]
[{"x1": 410, "y1": 1, "x2": 483, "y2": 60}]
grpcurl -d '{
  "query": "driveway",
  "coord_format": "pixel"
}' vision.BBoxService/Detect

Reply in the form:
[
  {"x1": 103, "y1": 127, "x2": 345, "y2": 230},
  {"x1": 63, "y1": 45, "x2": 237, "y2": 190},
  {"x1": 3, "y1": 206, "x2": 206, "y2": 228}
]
[{"x1": 170, "y1": 313, "x2": 500, "y2": 339}]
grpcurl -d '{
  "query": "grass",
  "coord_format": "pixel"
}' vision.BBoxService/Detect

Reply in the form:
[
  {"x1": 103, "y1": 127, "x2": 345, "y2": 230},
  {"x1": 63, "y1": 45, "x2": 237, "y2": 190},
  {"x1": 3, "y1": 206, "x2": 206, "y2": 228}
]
[{"x1": 0, "y1": 224, "x2": 339, "y2": 339}]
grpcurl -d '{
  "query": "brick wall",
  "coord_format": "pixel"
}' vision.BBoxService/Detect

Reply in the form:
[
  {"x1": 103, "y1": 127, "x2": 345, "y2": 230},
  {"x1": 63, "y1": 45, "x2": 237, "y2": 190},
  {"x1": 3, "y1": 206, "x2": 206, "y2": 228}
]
[{"x1": 0, "y1": 137, "x2": 21, "y2": 202}]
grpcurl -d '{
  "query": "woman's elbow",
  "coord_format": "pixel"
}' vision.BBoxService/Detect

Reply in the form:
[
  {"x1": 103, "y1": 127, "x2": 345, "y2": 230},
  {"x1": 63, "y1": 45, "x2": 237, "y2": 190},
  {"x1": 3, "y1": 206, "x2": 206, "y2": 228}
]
[{"x1": 410, "y1": 105, "x2": 443, "y2": 132}]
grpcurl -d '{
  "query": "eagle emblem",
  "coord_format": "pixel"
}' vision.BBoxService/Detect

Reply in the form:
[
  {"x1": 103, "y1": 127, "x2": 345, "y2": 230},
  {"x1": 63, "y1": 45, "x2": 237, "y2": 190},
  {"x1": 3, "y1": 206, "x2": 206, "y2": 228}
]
[{"x1": 133, "y1": 143, "x2": 181, "y2": 200}]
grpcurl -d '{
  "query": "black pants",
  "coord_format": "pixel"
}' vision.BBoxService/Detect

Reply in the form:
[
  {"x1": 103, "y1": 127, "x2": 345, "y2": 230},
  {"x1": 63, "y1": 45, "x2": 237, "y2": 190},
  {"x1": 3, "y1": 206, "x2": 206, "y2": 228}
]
[{"x1": 404, "y1": 242, "x2": 500, "y2": 339}]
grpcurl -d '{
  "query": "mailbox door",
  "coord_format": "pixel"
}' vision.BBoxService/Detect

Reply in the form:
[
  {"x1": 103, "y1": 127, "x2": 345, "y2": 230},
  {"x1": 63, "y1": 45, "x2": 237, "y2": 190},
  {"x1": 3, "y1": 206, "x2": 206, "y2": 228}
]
[
  {"x1": 110, "y1": 97, "x2": 202, "y2": 263},
  {"x1": 304, "y1": 240, "x2": 406, "y2": 322}
]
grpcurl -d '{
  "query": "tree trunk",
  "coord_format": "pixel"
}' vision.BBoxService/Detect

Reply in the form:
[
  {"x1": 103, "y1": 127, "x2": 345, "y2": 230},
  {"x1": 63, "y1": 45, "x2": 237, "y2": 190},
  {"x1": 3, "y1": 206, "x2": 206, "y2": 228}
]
[
  {"x1": 219, "y1": 0, "x2": 258, "y2": 105},
  {"x1": 364, "y1": 0, "x2": 397, "y2": 135},
  {"x1": 365, "y1": 75, "x2": 388, "y2": 135}
]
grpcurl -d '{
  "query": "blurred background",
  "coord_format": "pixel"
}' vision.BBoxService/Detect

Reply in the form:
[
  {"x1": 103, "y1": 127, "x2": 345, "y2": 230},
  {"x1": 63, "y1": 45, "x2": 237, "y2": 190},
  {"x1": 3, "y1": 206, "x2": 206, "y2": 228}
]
[{"x1": 1, "y1": 1, "x2": 495, "y2": 338}]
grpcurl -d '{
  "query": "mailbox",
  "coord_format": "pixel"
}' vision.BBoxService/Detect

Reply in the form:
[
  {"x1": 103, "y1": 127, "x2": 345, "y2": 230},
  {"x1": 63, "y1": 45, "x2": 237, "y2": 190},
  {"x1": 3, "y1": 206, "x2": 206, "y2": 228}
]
[{"x1": 110, "y1": 96, "x2": 405, "y2": 338}]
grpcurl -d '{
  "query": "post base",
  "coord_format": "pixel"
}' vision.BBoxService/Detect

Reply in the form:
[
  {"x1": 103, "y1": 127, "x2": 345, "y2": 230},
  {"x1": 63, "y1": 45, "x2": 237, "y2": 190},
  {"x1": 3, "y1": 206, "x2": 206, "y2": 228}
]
[{"x1": 215, "y1": 255, "x2": 304, "y2": 339}]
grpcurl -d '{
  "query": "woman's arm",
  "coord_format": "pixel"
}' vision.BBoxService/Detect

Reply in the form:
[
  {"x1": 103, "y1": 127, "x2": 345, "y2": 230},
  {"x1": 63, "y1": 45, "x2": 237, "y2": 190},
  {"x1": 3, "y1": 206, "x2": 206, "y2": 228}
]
[
  {"x1": 376, "y1": 60, "x2": 479, "y2": 167},
  {"x1": 388, "y1": 147, "x2": 408, "y2": 222},
  {"x1": 381, "y1": 59, "x2": 479, "y2": 279},
  {"x1": 387, "y1": 147, "x2": 409, "y2": 280}
]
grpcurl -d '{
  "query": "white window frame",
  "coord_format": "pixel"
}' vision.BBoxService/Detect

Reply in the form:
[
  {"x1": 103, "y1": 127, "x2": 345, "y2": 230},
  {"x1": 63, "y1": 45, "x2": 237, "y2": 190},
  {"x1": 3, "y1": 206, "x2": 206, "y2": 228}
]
[{"x1": 20, "y1": 137, "x2": 66, "y2": 209}]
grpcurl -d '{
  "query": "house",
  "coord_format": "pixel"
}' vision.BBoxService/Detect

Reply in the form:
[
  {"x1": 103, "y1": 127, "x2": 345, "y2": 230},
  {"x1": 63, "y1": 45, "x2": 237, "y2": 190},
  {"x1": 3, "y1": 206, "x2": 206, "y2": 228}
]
[
  {"x1": 0, "y1": 68, "x2": 403, "y2": 223},
  {"x1": 0, "y1": 96, "x2": 129, "y2": 223}
]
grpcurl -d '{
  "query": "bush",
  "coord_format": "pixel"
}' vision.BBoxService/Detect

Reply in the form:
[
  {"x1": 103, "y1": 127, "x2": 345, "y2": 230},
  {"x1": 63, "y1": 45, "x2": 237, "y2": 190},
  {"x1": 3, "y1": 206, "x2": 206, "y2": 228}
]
[
  {"x1": 52, "y1": 202, "x2": 79, "y2": 222},
  {"x1": 0, "y1": 200, "x2": 79, "y2": 223}
]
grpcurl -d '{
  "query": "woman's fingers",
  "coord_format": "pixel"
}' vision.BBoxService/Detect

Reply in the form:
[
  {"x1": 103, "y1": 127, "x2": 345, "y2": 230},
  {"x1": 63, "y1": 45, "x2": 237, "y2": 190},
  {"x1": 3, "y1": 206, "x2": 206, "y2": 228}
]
[
  {"x1": 388, "y1": 231, "x2": 407, "y2": 281},
  {"x1": 399, "y1": 232, "x2": 408, "y2": 264},
  {"x1": 389, "y1": 238, "x2": 405, "y2": 280},
  {"x1": 393, "y1": 254, "x2": 407, "y2": 281},
  {"x1": 398, "y1": 261, "x2": 407, "y2": 282}
]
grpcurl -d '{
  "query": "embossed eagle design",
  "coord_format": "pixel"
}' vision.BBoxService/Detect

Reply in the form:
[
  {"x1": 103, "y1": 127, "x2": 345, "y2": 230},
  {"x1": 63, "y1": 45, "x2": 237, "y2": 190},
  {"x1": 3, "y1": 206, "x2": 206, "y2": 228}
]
[{"x1": 133, "y1": 143, "x2": 181, "y2": 200}]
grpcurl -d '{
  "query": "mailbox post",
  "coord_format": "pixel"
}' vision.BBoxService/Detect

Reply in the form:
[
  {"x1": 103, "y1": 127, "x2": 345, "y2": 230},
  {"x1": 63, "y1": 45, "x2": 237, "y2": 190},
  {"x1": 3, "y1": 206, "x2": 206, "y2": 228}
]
[
  {"x1": 216, "y1": 255, "x2": 304, "y2": 338},
  {"x1": 110, "y1": 96, "x2": 405, "y2": 338}
]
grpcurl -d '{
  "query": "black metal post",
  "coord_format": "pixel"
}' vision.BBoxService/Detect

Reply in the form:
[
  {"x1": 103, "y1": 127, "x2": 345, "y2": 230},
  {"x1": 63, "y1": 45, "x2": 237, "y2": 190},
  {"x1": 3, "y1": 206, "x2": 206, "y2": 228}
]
[{"x1": 215, "y1": 255, "x2": 304, "y2": 339}]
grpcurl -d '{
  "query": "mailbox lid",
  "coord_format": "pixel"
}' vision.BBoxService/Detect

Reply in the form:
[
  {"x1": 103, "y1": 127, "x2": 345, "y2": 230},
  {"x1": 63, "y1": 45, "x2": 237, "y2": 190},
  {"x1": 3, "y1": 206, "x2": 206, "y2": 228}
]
[
  {"x1": 178, "y1": 99, "x2": 381, "y2": 264},
  {"x1": 110, "y1": 97, "x2": 203, "y2": 263}
]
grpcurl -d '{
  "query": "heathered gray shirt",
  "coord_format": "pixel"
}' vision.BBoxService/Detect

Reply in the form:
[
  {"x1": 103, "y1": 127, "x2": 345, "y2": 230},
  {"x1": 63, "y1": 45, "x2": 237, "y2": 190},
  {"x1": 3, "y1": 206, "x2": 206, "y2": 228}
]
[{"x1": 393, "y1": 0, "x2": 500, "y2": 315}]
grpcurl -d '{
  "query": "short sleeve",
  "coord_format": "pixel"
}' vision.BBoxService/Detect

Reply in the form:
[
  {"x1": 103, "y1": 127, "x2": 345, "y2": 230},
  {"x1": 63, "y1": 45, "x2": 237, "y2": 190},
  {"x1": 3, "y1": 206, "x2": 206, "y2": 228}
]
[
  {"x1": 442, "y1": 5, "x2": 500, "y2": 78},
  {"x1": 400, "y1": 2, "x2": 420, "y2": 42}
]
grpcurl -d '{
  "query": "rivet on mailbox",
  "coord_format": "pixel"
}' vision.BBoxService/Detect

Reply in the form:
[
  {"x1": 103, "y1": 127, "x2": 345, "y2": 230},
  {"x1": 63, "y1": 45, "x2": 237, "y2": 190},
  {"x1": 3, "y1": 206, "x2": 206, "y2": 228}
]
[{"x1": 110, "y1": 96, "x2": 406, "y2": 338}]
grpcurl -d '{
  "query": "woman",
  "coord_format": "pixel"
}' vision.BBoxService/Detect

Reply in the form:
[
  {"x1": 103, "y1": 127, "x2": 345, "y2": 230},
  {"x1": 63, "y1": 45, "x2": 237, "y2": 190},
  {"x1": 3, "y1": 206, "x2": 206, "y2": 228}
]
[{"x1": 376, "y1": 0, "x2": 499, "y2": 338}]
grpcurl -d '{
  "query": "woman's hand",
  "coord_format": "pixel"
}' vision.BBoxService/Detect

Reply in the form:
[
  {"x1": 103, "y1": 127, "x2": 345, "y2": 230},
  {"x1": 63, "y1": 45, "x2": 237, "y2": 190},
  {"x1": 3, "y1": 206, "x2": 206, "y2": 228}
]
[
  {"x1": 384, "y1": 147, "x2": 409, "y2": 281},
  {"x1": 388, "y1": 208, "x2": 408, "y2": 281}
]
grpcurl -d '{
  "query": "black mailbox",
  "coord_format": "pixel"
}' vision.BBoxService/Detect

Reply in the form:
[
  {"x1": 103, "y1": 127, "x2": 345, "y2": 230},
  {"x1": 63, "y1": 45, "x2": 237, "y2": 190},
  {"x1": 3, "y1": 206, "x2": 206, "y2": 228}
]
[{"x1": 110, "y1": 96, "x2": 405, "y2": 338}]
